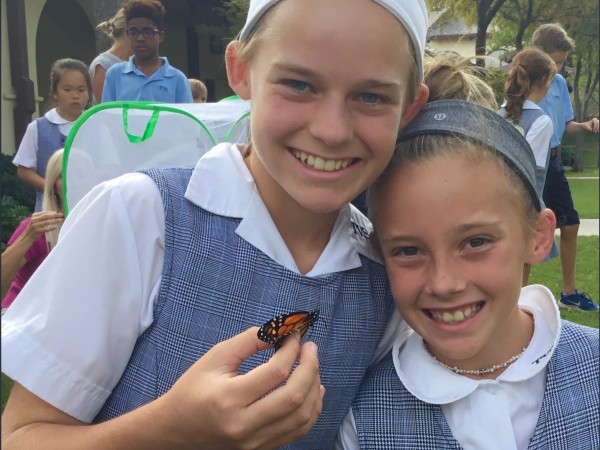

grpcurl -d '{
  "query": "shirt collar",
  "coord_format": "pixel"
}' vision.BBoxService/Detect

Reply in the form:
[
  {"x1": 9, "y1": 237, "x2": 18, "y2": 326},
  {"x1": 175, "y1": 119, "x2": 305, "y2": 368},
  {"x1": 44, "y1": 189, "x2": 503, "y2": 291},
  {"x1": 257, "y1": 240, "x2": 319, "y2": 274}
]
[
  {"x1": 393, "y1": 284, "x2": 561, "y2": 404},
  {"x1": 123, "y1": 56, "x2": 175, "y2": 77},
  {"x1": 522, "y1": 99, "x2": 543, "y2": 110},
  {"x1": 185, "y1": 143, "x2": 377, "y2": 276},
  {"x1": 45, "y1": 108, "x2": 72, "y2": 125}
]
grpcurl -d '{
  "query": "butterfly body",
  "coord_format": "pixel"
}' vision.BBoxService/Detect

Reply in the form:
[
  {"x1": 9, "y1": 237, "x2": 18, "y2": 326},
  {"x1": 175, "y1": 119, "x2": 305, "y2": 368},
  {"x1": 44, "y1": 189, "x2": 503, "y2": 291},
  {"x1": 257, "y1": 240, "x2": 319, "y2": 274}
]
[{"x1": 257, "y1": 309, "x2": 320, "y2": 350}]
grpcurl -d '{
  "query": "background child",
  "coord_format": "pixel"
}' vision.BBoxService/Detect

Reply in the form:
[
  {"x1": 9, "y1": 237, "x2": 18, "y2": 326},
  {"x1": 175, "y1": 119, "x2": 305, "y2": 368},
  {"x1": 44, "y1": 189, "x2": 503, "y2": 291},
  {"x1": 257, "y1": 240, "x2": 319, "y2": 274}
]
[
  {"x1": 89, "y1": 8, "x2": 133, "y2": 104},
  {"x1": 101, "y1": 0, "x2": 192, "y2": 103},
  {"x1": 2, "y1": 150, "x2": 64, "y2": 312},
  {"x1": 12, "y1": 58, "x2": 91, "y2": 211},
  {"x1": 1, "y1": 0, "x2": 428, "y2": 448},
  {"x1": 499, "y1": 47, "x2": 559, "y2": 284},
  {"x1": 189, "y1": 78, "x2": 208, "y2": 103},
  {"x1": 338, "y1": 100, "x2": 599, "y2": 449},
  {"x1": 532, "y1": 23, "x2": 599, "y2": 311}
]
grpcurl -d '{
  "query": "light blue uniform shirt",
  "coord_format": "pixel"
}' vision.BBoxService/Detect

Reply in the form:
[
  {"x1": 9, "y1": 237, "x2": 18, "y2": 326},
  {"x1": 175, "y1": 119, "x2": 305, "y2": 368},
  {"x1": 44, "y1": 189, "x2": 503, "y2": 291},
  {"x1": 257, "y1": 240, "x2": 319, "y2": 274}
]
[
  {"x1": 102, "y1": 56, "x2": 193, "y2": 103},
  {"x1": 537, "y1": 74, "x2": 574, "y2": 148}
]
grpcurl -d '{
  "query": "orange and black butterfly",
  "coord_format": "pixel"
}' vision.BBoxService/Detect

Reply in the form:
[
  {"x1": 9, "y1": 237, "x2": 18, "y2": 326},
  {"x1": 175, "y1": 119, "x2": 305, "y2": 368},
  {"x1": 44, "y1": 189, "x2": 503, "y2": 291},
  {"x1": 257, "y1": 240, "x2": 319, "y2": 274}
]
[{"x1": 257, "y1": 309, "x2": 319, "y2": 350}]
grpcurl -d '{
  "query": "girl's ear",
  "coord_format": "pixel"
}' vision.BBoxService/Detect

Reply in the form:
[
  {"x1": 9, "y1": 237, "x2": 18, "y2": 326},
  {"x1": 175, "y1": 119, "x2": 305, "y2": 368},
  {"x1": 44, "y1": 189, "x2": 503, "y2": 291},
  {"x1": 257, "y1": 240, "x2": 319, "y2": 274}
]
[
  {"x1": 399, "y1": 83, "x2": 429, "y2": 129},
  {"x1": 225, "y1": 41, "x2": 251, "y2": 100},
  {"x1": 527, "y1": 208, "x2": 557, "y2": 264}
]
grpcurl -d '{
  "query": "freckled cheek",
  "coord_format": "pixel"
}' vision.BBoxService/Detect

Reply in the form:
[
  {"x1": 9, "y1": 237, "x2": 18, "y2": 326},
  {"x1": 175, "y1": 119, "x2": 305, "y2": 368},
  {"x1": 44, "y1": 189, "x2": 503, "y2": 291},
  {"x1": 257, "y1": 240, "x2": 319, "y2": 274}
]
[{"x1": 387, "y1": 269, "x2": 420, "y2": 308}]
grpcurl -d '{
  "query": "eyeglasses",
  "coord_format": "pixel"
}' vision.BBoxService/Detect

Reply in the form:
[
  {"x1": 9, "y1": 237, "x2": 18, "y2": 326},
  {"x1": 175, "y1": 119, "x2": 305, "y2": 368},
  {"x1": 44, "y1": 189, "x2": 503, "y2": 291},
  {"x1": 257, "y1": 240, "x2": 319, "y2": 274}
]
[{"x1": 126, "y1": 27, "x2": 159, "y2": 39}]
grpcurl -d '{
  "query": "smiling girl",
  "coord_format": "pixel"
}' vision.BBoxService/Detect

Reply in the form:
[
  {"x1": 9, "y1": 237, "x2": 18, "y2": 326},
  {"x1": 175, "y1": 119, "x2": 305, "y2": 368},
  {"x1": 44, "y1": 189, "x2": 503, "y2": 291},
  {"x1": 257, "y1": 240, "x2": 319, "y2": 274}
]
[
  {"x1": 339, "y1": 100, "x2": 599, "y2": 450},
  {"x1": 2, "y1": 0, "x2": 428, "y2": 448}
]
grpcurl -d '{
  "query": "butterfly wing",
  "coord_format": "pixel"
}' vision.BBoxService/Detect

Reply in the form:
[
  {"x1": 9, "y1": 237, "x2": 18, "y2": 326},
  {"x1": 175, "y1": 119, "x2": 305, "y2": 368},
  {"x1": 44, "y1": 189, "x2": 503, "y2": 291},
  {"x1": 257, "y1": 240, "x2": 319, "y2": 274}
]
[{"x1": 257, "y1": 309, "x2": 319, "y2": 350}]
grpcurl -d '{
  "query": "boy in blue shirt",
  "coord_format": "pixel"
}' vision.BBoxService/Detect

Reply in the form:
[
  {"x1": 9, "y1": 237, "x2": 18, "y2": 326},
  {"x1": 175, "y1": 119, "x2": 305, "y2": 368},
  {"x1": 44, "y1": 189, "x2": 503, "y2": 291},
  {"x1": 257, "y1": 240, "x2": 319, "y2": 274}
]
[
  {"x1": 532, "y1": 23, "x2": 599, "y2": 311},
  {"x1": 102, "y1": 0, "x2": 192, "y2": 103}
]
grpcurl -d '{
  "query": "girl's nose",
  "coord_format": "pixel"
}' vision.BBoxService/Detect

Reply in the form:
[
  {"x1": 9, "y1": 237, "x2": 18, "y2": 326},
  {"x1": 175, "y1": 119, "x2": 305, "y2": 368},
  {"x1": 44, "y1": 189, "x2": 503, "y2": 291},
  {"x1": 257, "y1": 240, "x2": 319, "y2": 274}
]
[
  {"x1": 425, "y1": 258, "x2": 467, "y2": 298},
  {"x1": 308, "y1": 97, "x2": 354, "y2": 147}
]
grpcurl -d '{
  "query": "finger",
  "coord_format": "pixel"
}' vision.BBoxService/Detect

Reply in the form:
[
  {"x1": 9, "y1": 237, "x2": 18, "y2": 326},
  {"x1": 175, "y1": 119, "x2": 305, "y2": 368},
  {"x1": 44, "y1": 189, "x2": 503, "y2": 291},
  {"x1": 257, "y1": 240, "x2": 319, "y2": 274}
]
[
  {"x1": 241, "y1": 342, "x2": 323, "y2": 447},
  {"x1": 244, "y1": 340, "x2": 321, "y2": 425},
  {"x1": 200, "y1": 327, "x2": 272, "y2": 377},
  {"x1": 233, "y1": 331, "x2": 303, "y2": 403}
]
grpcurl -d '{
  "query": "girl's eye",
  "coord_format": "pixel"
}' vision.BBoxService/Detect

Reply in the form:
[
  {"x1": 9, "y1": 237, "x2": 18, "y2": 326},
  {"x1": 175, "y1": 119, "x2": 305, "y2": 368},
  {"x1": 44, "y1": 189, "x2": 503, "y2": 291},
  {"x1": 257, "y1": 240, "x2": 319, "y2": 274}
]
[
  {"x1": 284, "y1": 79, "x2": 310, "y2": 93},
  {"x1": 393, "y1": 246, "x2": 421, "y2": 257},
  {"x1": 359, "y1": 92, "x2": 382, "y2": 105},
  {"x1": 466, "y1": 237, "x2": 488, "y2": 249}
]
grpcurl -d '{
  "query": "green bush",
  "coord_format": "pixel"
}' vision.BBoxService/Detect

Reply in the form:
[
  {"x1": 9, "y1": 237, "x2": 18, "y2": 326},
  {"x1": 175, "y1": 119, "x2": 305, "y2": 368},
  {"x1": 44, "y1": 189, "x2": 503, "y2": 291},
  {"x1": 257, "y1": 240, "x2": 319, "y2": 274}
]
[
  {"x1": 560, "y1": 145, "x2": 576, "y2": 167},
  {"x1": 1, "y1": 153, "x2": 35, "y2": 248}
]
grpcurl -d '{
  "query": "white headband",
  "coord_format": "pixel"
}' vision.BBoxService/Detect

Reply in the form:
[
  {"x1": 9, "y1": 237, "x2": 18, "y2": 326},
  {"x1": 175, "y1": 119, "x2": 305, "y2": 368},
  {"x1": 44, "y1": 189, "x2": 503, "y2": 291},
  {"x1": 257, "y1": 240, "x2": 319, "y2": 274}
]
[{"x1": 238, "y1": 0, "x2": 428, "y2": 81}]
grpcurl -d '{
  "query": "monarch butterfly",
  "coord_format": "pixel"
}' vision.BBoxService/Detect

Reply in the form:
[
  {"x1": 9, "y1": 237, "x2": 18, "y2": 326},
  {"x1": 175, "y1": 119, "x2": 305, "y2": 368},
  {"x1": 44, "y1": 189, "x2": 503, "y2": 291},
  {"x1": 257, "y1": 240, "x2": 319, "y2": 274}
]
[{"x1": 257, "y1": 309, "x2": 319, "y2": 350}]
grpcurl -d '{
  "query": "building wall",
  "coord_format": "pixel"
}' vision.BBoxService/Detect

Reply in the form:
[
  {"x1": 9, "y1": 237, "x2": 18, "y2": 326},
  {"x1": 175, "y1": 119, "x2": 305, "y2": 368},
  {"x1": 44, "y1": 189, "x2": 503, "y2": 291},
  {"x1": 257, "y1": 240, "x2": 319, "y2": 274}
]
[{"x1": 428, "y1": 37, "x2": 478, "y2": 58}]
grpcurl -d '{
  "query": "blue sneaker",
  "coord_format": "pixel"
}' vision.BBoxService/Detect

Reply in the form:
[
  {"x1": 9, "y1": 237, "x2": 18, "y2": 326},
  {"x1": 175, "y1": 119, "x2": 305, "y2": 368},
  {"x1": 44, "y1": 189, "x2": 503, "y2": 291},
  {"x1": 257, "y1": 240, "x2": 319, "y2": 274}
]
[{"x1": 558, "y1": 290, "x2": 599, "y2": 311}]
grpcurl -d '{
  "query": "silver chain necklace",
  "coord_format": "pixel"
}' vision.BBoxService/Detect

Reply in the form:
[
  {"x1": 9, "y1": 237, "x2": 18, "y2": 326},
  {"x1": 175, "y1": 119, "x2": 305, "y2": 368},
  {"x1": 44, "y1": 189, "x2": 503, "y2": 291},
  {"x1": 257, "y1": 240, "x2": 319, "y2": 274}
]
[{"x1": 428, "y1": 346, "x2": 527, "y2": 377}]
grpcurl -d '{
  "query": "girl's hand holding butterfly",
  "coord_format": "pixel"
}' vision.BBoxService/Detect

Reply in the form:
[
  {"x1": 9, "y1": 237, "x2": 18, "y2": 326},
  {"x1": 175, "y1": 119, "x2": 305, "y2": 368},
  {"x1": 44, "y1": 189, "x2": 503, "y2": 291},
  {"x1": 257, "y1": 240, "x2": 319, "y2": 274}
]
[{"x1": 154, "y1": 326, "x2": 324, "y2": 449}]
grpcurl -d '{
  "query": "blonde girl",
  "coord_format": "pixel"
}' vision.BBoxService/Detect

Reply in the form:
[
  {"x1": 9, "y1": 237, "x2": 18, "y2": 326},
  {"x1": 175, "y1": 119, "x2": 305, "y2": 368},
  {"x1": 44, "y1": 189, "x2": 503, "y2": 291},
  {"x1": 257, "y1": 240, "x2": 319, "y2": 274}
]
[
  {"x1": 340, "y1": 100, "x2": 598, "y2": 449},
  {"x1": 2, "y1": 0, "x2": 428, "y2": 448},
  {"x1": 2, "y1": 150, "x2": 64, "y2": 310},
  {"x1": 89, "y1": 8, "x2": 133, "y2": 103}
]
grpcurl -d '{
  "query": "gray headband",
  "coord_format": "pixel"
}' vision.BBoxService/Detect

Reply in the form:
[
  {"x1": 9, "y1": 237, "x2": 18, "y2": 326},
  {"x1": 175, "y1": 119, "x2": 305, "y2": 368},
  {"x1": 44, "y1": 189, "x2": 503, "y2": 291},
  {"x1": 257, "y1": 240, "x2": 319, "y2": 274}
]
[{"x1": 397, "y1": 100, "x2": 542, "y2": 211}]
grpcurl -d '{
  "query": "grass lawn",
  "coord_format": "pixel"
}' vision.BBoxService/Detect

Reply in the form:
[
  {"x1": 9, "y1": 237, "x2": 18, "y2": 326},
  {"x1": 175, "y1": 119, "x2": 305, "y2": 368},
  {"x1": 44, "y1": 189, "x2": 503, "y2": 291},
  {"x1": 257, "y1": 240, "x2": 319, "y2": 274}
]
[
  {"x1": 530, "y1": 236, "x2": 600, "y2": 329},
  {"x1": 568, "y1": 178, "x2": 599, "y2": 218}
]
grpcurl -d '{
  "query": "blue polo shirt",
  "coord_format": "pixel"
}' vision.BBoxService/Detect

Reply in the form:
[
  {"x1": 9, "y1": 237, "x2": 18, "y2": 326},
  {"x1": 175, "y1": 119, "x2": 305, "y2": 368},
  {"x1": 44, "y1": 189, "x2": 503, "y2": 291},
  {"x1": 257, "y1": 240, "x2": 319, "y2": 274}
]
[
  {"x1": 537, "y1": 74, "x2": 574, "y2": 148},
  {"x1": 102, "y1": 56, "x2": 193, "y2": 103}
]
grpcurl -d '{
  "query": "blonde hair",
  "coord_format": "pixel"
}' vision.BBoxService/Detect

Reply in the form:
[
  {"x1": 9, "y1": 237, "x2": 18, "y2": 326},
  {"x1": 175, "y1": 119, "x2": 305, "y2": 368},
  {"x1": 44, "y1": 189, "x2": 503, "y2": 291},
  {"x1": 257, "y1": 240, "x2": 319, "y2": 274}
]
[
  {"x1": 189, "y1": 78, "x2": 208, "y2": 102},
  {"x1": 504, "y1": 48, "x2": 556, "y2": 125},
  {"x1": 96, "y1": 8, "x2": 127, "y2": 39},
  {"x1": 532, "y1": 23, "x2": 575, "y2": 54},
  {"x1": 41, "y1": 149, "x2": 64, "y2": 248},
  {"x1": 424, "y1": 53, "x2": 498, "y2": 110}
]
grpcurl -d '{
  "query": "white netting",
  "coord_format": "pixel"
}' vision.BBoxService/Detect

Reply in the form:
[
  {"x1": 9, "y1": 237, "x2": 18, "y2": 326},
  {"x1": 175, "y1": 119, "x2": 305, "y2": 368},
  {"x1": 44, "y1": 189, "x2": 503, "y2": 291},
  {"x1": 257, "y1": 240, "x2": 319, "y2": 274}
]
[{"x1": 64, "y1": 99, "x2": 250, "y2": 213}]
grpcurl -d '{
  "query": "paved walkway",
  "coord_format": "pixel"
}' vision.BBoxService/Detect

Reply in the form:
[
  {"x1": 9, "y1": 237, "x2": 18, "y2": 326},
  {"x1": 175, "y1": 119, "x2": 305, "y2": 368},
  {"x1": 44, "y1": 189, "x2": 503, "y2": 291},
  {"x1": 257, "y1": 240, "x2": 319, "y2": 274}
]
[{"x1": 556, "y1": 219, "x2": 599, "y2": 236}]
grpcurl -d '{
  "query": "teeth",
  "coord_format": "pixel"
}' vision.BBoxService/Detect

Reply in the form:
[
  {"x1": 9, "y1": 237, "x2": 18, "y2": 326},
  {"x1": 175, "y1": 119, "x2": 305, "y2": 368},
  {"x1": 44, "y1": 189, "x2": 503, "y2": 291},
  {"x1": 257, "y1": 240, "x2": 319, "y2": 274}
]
[
  {"x1": 293, "y1": 150, "x2": 353, "y2": 172},
  {"x1": 431, "y1": 303, "x2": 481, "y2": 324}
]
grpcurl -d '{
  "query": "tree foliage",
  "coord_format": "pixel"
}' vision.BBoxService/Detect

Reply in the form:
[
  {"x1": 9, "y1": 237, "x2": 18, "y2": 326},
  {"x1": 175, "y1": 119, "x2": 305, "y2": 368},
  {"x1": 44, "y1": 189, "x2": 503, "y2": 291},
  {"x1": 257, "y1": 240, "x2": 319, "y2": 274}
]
[
  {"x1": 427, "y1": 0, "x2": 599, "y2": 169},
  {"x1": 426, "y1": 0, "x2": 509, "y2": 56},
  {"x1": 214, "y1": 0, "x2": 250, "y2": 37}
]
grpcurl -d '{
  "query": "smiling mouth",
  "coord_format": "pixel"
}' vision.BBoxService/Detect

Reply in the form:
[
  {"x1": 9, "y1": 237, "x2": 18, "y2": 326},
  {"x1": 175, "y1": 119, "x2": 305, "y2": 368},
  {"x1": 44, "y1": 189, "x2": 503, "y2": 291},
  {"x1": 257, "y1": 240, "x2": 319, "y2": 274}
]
[
  {"x1": 292, "y1": 149, "x2": 355, "y2": 172},
  {"x1": 427, "y1": 302, "x2": 484, "y2": 324}
]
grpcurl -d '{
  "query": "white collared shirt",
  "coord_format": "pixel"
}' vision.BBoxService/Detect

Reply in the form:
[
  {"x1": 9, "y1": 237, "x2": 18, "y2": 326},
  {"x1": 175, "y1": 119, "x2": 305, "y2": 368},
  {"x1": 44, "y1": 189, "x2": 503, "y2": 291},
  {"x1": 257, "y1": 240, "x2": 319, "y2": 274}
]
[
  {"x1": 12, "y1": 108, "x2": 74, "y2": 169},
  {"x1": 337, "y1": 285, "x2": 561, "y2": 450},
  {"x1": 521, "y1": 100, "x2": 553, "y2": 169},
  {"x1": 2, "y1": 142, "x2": 379, "y2": 422},
  {"x1": 500, "y1": 100, "x2": 553, "y2": 169}
]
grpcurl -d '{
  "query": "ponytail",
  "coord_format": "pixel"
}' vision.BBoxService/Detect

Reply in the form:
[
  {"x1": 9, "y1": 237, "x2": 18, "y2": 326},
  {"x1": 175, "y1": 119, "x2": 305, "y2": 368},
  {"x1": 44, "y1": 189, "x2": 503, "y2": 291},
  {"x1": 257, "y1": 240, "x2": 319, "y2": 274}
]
[
  {"x1": 504, "y1": 48, "x2": 557, "y2": 125},
  {"x1": 504, "y1": 64, "x2": 529, "y2": 125}
]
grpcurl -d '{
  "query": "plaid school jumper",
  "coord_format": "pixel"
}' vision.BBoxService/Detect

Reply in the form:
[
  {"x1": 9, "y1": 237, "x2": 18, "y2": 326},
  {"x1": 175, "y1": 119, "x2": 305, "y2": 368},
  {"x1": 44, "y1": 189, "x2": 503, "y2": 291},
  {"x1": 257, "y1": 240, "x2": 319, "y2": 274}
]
[
  {"x1": 35, "y1": 117, "x2": 66, "y2": 211},
  {"x1": 352, "y1": 321, "x2": 599, "y2": 449},
  {"x1": 94, "y1": 167, "x2": 395, "y2": 449}
]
